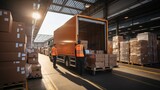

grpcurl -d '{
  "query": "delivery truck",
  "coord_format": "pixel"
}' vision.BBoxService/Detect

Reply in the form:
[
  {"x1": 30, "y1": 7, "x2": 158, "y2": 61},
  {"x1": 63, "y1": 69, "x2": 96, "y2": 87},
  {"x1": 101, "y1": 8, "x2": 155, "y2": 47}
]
[{"x1": 53, "y1": 15, "x2": 114, "y2": 75}]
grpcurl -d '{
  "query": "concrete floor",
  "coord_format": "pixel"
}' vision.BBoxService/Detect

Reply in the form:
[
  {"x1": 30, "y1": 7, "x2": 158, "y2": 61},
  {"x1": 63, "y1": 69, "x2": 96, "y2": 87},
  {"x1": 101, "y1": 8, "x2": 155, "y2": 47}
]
[{"x1": 28, "y1": 54, "x2": 160, "y2": 90}]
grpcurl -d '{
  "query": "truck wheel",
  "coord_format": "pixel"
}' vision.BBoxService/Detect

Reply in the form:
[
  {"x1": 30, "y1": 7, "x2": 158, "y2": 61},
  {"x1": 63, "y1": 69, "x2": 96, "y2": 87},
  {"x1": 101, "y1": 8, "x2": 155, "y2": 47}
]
[{"x1": 65, "y1": 57, "x2": 70, "y2": 67}]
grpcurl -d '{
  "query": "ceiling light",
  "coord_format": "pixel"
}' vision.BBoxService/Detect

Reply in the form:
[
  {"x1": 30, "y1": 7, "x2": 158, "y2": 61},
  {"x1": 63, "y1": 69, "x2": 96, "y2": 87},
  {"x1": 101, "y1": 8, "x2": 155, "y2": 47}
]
[
  {"x1": 32, "y1": 12, "x2": 41, "y2": 20},
  {"x1": 139, "y1": 25, "x2": 143, "y2": 28},
  {"x1": 124, "y1": 16, "x2": 128, "y2": 19},
  {"x1": 85, "y1": 4, "x2": 91, "y2": 8}
]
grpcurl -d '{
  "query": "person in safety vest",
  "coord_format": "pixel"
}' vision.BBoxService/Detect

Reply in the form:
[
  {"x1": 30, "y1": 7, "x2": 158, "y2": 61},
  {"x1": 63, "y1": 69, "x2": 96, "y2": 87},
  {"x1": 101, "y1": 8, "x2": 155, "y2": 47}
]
[
  {"x1": 75, "y1": 40, "x2": 86, "y2": 75},
  {"x1": 51, "y1": 44, "x2": 58, "y2": 68}
]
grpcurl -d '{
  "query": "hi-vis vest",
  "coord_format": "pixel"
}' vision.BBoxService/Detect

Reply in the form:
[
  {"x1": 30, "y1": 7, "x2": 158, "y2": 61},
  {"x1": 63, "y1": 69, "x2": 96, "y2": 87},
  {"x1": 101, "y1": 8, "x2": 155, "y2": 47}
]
[
  {"x1": 76, "y1": 44, "x2": 84, "y2": 57},
  {"x1": 51, "y1": 47, "x2": 58, "y2": 56}
]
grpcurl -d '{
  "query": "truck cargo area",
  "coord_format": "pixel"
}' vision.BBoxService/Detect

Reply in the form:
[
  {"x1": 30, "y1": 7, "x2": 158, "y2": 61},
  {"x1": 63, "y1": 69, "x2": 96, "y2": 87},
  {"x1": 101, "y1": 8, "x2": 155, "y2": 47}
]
[{"x1": 78, "y1": 18, "x2": 106, "y2": 50}]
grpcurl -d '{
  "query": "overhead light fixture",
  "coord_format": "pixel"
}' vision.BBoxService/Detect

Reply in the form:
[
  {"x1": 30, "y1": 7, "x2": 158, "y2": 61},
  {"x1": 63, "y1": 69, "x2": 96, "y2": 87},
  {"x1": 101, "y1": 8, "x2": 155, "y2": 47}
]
[
  {"x1": 124, "y1": 16, "x2": 128, "y2": 19},
  {"x1": 32, "y1": 12, "x2": 41, "y2": 20},
  {"x1": 85, "y1": 4, "x2": 91, "y2": 8},
  {"x1": 139, "y1": 25, "x2": 143, "y2": 28}
]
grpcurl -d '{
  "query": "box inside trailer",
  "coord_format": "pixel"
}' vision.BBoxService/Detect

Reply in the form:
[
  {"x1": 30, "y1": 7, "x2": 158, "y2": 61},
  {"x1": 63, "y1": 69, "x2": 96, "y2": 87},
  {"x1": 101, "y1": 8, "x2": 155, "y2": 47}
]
[{"x1": 78, "y1": 18, "x2": 106, "y2": 50}]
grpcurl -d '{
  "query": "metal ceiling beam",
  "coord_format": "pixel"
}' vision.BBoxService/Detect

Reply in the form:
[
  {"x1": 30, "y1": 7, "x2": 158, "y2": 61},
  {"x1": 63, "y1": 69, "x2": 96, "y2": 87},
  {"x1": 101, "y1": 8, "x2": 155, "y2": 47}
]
[
  {"x1": 51, "y1": 3, "x2": 84, "y2": 11},
  {"x1": 48, "y1": 9, "x2": 74, "y2": 15},
  {"x1": 59, "y1": 0, "x2": 68, "y2": 12},
  {"x1": 75, "y1": 0, "x2": 93, "y2": 4}
]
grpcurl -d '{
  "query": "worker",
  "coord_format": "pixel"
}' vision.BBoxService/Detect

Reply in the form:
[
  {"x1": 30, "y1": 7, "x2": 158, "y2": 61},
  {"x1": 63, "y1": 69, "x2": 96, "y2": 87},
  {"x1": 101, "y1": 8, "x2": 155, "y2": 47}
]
[
  {"x1": 51, "y1": 44, "x2": 58, "y2": 68},
  {"x1": 75, "y1": 40, "x2": 86, "y2": 75}
]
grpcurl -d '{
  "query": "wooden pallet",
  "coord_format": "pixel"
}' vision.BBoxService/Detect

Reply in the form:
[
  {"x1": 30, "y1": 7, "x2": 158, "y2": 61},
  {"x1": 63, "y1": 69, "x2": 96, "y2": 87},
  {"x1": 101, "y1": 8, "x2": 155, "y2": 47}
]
[
  {"x1": 86, "y1": 66, "x2": 112, "y2": 75},
  {"x1": 0, "y1": 81, "x2": 26, "y2": 90}
]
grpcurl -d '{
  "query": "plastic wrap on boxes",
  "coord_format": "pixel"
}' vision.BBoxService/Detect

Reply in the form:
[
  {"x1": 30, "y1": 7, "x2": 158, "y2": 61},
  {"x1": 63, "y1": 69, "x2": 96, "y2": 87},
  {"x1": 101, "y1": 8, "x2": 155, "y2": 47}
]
[
  {"x1": 120, "y1": 41, "x2": 130, "y2": 63},
  {"x1": 112, "y1": 36, "x2": 123, "y2": 42}
]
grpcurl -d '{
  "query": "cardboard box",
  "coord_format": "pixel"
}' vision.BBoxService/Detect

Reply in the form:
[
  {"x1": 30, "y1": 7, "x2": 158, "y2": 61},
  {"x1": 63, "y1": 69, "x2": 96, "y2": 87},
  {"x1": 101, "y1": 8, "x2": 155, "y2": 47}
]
[
  {"x1": 95, "y1": 61, "x2": 105, "y2": 68},
  {"x1": 30, "y1": 64, "x2": 41, "y2": 71},
  {"x1": 0, "y1": 9, "x2": 13, "y2": 32},
  {"x1": 29, "y1": 70, "x2": 42, "y2": 78},
  {"x1": 28, "y1": 52, "x2": 38, "y2": 58},
  {"x1": 109, "y1": 54, "x2": 117, "y2": 67},
  {"x1": 0, "y1": 22, "x2": 27, "y2": 43},
  {"x1": 0, "y1": 61, "x2": 26, "y2": 84},
  {"x1": 27, "y1": 48, "x2": 38, "y2": 53},
  {"x1": 0, "y1": 42, "x2": 26, "y2": 52},
  {"x1": 112, "y1": 36, "x2": 123, "y2": 42},
  {"x1": 0, "y1": 32, "x2": 27, "y2": 43},
  {"x1": 104, "y1": 54, "x2": 109, "y2": 67},
  {"x1": 0, "y1": 52, "x2": 27, "y2": 62},
  {"x1": 27, "y1": 57, "x2": 38, "y2": 64}
]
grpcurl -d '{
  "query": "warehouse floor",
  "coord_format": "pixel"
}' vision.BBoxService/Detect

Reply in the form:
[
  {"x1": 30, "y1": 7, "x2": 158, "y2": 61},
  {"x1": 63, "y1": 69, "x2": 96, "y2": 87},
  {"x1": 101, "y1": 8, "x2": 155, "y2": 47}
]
[{"x1": 27, "y1": 54, "x2": 160, "y2": 90}]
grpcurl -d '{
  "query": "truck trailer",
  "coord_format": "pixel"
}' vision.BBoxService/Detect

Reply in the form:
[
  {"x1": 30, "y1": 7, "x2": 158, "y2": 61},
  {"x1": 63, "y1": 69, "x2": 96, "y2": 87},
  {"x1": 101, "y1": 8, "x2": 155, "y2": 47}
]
[{"x1": 53, "y1": 15, "x2": 111, "y2": 74}]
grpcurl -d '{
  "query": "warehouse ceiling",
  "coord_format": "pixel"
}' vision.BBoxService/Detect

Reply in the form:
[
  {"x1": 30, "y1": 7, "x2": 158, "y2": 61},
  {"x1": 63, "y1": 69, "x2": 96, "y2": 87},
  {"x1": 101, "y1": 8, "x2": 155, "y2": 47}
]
[{"x1": 49, "y1": 0, "x2": 97, "y2": 15}]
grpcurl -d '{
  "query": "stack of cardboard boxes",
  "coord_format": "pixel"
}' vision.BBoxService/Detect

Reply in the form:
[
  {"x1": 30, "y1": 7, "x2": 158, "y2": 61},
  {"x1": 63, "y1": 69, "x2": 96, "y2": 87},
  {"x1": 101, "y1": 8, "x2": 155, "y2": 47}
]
[
  {"x1": 0, "y1": 9, "x2": 27, "y2": 86},
  {"x1": 120, "y1": 41, "x2": 130, "y2": 63},
  {"x1": 112, "y1": 36, "x2": 123, "y2": 61},
  {"x1": 27, "y1": 48, "x2": 42, "y2": 78},
  {"x1": 130, "y1": 32, "x2": 158, "y2": 65},
  {"x1": 94, "y1": 51, "x2": 105, "y2": 68}
]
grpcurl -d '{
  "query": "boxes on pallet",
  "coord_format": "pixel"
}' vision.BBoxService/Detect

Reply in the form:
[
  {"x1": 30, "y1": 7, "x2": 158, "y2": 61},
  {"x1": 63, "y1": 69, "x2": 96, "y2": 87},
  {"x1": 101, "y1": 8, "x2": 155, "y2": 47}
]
[
  {"x1": 0, "y1": 52, "x2": 27, "y2": 62},
  {"x1": 29, "y1": 64, "x2": 42, "y2": 78},
  {"x1": 0, "y1": 9, "x2": 13, "y2": 32},
  {"x1": 112, "y1": 36, "x2": 123, "y2": 61},
  {"x1": 112, "y1": 36, "x2": 123, "y2": 42},
  {"x1": 0, "y1": 22, "x2": 27, "y2": 43},
  {"x1": 29, "y1": 71, "x2": 42, "y2": 78},
  {"x1": 30, "y1": 64, "x2": 41, "y2": 71},
  {"x1": 95, "y1": 61, "x2": 105, "y2": 68},
  {"x1": 27, "y1": 57, "x2": 38, "y2": 64},
  {"x1": 104, "y1": 54, "x2": 109, "y2": 67},
  {"x1": 0, "y1": 61, "x2": 26, "y2": 84},
  {"x1": 137, "y1": 32, "x2": 157, "y2": 64},
  {"x1": 120, "y1": 41, "x2": 130, "y2": 63},
  {"x1": 109, "y1": 54, "x2": 117, "y2": 67},
  {"x1": 0, "y1": 42, "x2": 26, "y2": 52}
]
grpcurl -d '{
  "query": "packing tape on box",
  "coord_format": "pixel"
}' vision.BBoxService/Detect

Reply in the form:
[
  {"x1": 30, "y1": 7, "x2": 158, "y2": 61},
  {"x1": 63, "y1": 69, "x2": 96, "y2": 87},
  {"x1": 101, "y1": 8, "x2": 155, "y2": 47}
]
[
  {"x1": 17, "y1": 28, "x2": 20, "y2": 32},
  {"x1": 3, "y1": 11, "x2": 8, "y2": 15},
  {"x1": 0, "y1": 11, "x2": 2, "y2": 16},
  {"x1": 4, "y1": 18, "x2": 9, "y2": 21},
  {"x1": 18, "y1": 52, "x2": 21, "y2": 57}
]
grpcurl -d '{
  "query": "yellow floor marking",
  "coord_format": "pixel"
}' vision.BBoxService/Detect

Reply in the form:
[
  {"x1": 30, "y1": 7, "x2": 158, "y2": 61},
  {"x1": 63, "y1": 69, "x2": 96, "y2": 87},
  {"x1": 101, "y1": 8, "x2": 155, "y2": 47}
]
[{"x1": 113, "y1": 73, "x2": 160, "y2": 88}]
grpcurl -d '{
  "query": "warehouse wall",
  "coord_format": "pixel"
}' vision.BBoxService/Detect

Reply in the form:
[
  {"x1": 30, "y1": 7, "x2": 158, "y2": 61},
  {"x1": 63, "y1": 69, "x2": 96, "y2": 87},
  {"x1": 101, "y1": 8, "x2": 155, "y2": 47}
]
[{"x1": 91, "y1": 9, "x2": 104, "y2": 18}]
